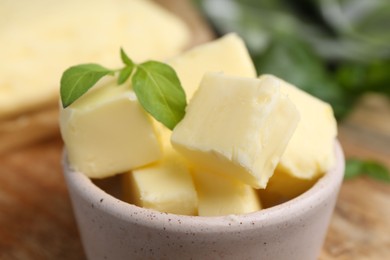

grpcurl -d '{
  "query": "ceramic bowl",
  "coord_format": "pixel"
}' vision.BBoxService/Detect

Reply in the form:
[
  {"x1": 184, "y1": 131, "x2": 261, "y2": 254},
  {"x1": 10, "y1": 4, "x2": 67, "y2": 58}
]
[{"x1": 63, "y1": 141, "x2": 344, "y2": 260}]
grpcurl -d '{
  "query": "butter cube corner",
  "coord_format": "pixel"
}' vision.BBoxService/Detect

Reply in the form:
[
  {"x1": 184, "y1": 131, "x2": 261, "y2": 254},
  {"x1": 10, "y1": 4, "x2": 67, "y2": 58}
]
[
  {"x1": 193, "y1": 169, "x2": 261, "y2": 217},
  {"x1": 60, "y1": 80, "x2": 162, "y2": 178},
  {"x1": 171, "y1": 73, "x2": 300, "y2": 188},
  {"x1": 122, "y1": 151, "x2": 198, "y2": 216}
]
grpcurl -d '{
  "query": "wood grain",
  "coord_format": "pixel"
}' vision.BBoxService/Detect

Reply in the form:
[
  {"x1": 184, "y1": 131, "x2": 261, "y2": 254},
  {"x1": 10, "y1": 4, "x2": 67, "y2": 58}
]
[
  {"x1": 0, "y1": 138, "x2": 85, "y2": 259},
  {"x1": 0, "y1": 106, "x2": 59, "y2": 155},
  {"x1": 319, "y1": 93, "x2": 390, "y2": 260},
  {"x1": 320, "y1": 177, "x2": 390, "y2": 259}
]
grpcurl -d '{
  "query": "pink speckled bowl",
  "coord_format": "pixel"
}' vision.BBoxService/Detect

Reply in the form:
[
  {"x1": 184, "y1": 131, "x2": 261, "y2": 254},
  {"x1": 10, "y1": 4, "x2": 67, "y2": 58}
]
[{"x1": 63, "y1": 141, "x2": 344, "y2": 260}]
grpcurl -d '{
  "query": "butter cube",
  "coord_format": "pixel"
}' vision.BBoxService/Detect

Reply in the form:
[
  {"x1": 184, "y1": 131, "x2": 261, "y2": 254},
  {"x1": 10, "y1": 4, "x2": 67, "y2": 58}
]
[
  {"x1": 168, "y1": 33, "x2": 256, "y2": 100},
  {"x1": 60, "y1": 79, "x2": 161, "y2": 178},
  {"x1": 155, "y1": 33, "x2": 257, "y2": 156},
  {"x1": 193, "y1": 169, "x2": 261, "y2": 216},
  {"x1": 258, "y1": 169, "x2": 320, "y2": 208},
  {"x1": 122, "y1": 152, "x2": 198, "y2": 216},
  {"x1": 263, "y1": 75, "x2": 338, "y2": 179},
  {"x1": 171, "y1": 73, "x2": 300, "y2": 188}
]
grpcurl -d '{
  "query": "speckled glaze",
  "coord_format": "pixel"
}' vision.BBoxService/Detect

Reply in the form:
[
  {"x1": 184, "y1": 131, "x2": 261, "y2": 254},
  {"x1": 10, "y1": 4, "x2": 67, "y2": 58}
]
[{"x1": 63, "y1": 141, "x2": 344, "y2": 260}]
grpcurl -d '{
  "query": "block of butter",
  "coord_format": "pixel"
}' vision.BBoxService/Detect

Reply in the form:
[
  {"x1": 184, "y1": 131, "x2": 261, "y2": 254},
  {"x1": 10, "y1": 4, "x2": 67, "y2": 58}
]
[
  {"x1": 168, "y1": 33, "x2": 256, "y2": 101},
  {"x1": 0, "y1": 0, "x2": 190, "y2": 120},
  {"x1": 193, "y1": 169, "x2": 261, "y2": 216},
  {"x1": 259, "y1": 169, "x2": 320, "y2": 208},
  {"x1": 171, "y1": 73, "x2": 300, "y2": 189},
  {"x1": 154, "y1": 33, "x2": 257, "y2": 156},
  {"x1": 122, "y1": 151, "x2": 198, "y2": 216},
  {"x1": 263, "y1": 75, "x2": 338, "y2": 179},
  {"x1": 60, "y1": 79, "x2": 161, "y2": 178}
]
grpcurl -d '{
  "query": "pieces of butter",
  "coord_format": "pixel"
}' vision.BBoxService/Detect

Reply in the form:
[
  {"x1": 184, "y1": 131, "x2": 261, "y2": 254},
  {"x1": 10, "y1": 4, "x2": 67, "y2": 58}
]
[
  {"x1": 60, "y1": 79, "x2": 161, "y2": 178},
  {"x1": 258, "y1": 169, "x2": 320, "y2": 208},
  {"x1": 168, "y1": 33, "x2": 256, "y2": 101},
  {"x1": 171, "y1": 73, "x2": 300, "y2": 188},
  {"x1": 193, "y1": 169, "x2": 261, "y2": 216},
  {"x1": 155, "y1": 33, "x2": 257, "y2": 156},
  {"x1": 0, "y1": 0, "x2": 190, "y2": 119},
  {"x1": 122, "y1": 151, "x2": 198, "y2": 216},
  {"x1": 261, "y1": 75, "x2": 338, "y2": 179}
]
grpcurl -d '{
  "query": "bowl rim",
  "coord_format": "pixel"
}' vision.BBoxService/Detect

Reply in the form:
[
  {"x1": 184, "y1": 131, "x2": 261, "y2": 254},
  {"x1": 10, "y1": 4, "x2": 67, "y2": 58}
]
[{"x1": 63, "y1": 140, "x2": 344, "y2": 233}]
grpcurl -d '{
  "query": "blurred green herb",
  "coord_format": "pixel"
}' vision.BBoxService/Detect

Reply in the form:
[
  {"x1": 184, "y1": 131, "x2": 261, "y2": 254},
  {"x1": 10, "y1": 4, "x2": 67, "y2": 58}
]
[
  {"x1": 254, "y1": 36, "x2": 351, "y2": 118},
  {"x1": 60, "y1": 49, "x2": 186, "y2": 130},
  {"x1": 345, "y1": 159, "x2": 390, "y2": 182}
]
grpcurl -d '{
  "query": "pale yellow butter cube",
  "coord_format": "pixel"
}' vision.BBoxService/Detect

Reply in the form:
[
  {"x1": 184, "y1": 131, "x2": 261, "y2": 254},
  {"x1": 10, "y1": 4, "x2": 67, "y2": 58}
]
[
  {"x1": 122, "y1": 152, "x2": 198, "y2": 216},
  {"x1": 155, "y1": 33, "x2": 257, "y2": 155},
  {"x1": 60, "y1": 79, "x2": 161, "y2": 178},
  {"x1": 168, "y1": 33, "x2": 256, "y2": 101},
  {"x1": 171, "y1": 73, "x2": 300, "y2": 188},
  {"x1": 261, "y1": 75, "x2": 338, "y2": 179},
  {"x1": 259, "y1": 169, "x2": 320, "y2": 208},
  {"x1": 193, "y1": 169, "x2": 261, "y2": 217}
]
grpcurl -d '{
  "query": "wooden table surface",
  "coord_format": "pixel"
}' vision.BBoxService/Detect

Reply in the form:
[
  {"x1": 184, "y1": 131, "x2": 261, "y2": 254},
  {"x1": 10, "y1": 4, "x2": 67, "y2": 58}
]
[{"x1": 1, "y1": 1, "x2": 389, "y2": 259}]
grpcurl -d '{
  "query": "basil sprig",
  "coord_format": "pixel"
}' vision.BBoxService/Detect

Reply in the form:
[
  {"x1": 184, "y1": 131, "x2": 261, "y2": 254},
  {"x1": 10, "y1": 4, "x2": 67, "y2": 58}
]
[{"x1": 60, "y1": 48, "x2": 186, "y2": 130}]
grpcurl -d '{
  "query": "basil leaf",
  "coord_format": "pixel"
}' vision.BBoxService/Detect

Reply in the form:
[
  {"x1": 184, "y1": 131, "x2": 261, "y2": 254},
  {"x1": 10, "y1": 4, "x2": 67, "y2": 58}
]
[
  {"x1": 120, "y1": 48, "x2": 134, "y2": 66},
  {"x1": 132, "y1": 61, "x2": 187, "y2": 130},
  {"x1": 60, "y1": 64, "x2": 114, "y2": 108},
  {"x1": 363, "y1": 161, "x2": 390, "y2": 183},
  {"x1": 344, "y1": 158, "x2": 390, "y2": 183},
  {"x1": 344, "y1": 159, "x2": 365, "y2": 179},
  {"x1": 118, "y1": 65, "x2": 134, "y2": 85}
]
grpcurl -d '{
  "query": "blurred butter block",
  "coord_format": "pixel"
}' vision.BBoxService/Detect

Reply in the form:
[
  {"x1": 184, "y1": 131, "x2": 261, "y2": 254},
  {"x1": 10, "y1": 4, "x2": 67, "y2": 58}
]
[
  {"x1": 122, "y1": 151, "x2": 198, "y2": 216},
  {"x1": 0, "y1": 0, "x2": 190, "y2": 119},
  {"x1": 60, "y1": 79, "x2": 162, "y2": 179},
  {"x1": 193, "y1": 168, "x2": 261, "y2": 217},
  {"x1": 265, "y1": 75, "x2": 338, "y2": 180},
  {"x1": 172, "y1": 73, "x2": 300, "y2": 189}
]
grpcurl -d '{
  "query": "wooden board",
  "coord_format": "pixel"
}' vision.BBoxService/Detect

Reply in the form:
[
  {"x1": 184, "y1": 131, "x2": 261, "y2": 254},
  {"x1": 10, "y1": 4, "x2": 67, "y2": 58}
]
[{"x1": 0, "y1": 1, "x2": 389, "y2": 259}]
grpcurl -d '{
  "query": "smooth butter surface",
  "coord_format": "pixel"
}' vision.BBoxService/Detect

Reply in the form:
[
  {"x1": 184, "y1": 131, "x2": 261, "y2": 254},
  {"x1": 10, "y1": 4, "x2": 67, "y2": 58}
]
[
  {"x1": 264, "y1": 75, "x2": 338, "y2": 179},
  {"x1": 155, "y1": 33, "x2": 257, "y2": 162},
  {"x1": 123, "y1": 151, "x2": 198, "y2": 216},
  {"x1": 172, "y1": 73, "x2": 300, "y2": 189},
  {"x1": 259, "y1": 169, "x2": 320, "y2": 208},
  {"x1": 168, "y1": 33, "x2": 256, "y2": 101},
  {"x1": 155, "y1": 33, "x2": 256, "y2": 145},
  {"x1": 0, "y1": 0, "x2": 190, "y2": 119},
  {"x1": 60, "y1": 79, "x2": 161, "y2": 178},
  {"x1": 193, "y1": 169, "x2": 261, "y2": 217}
]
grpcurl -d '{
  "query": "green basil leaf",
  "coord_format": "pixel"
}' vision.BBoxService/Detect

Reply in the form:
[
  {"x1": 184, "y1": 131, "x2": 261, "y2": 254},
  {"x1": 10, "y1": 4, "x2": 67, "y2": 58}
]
[
  {"x1": 120, "y1": 48, "x2": 134, "y2": 66},
  {"x1": 60, "y1": 64, "x2": 114, "y2": 108},
  {"x1": 132, "y1": 61, "x2": 187, "y2": 130},
  {"x1": 363, "y1": 161, "x2": 390, "y2": 182},
  {"x1": 344, "y1": 159, "x2": 365, "y2": 179},
  {"x1": 117, "y1": 65, "x2": 134, "y2": 85},
  {"x1": 344, "y1": 158, "x2": 390, "y2": 183}
]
